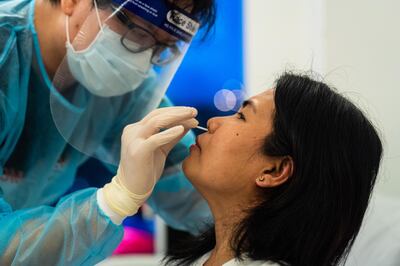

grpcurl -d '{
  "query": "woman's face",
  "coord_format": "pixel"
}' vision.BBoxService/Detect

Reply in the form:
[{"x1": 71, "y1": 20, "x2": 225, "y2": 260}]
[{"x1": 183, "y1": 90, "x2": 276, "y2": 200}]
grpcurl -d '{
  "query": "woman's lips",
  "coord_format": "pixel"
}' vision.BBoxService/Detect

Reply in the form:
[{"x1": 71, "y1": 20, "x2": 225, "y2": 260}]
[
  {"x1": 190, "y1": 144, "x2": 199, "y2": 152},
  {"x1": 190, "y1": 134, "x2": 206, "y2": 152}
]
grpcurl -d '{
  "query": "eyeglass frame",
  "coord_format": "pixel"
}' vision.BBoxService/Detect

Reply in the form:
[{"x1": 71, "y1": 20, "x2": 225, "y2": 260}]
[{"x1": 110, "y1": 4, "x2": 182, "y2": 66}]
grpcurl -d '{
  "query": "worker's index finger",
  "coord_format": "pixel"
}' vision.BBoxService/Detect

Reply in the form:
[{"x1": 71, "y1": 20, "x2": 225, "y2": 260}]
[
  {"x1": 145, "y1": 108, "x2": 198, "y2": 129},
  {"x1": 146, "y1": 125, "x2": 185, "y2": 149},
  {"x1": 142, "y1": 107, "x2": 197, "y2": 123}
]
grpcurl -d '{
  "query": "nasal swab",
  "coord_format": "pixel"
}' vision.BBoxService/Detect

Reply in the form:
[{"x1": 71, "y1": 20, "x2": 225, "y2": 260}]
[{"x1": 195, "y1": 126, "x2": 208, "y2": 132}]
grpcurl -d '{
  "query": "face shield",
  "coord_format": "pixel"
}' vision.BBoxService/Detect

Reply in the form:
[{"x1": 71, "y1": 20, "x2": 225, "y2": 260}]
[{"x1": 50, "y1": 0, "x2": 200, "y2": 165}]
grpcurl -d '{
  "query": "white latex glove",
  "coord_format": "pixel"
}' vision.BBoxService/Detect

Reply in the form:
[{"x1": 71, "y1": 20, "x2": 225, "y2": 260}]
[{"x1": 98, "y1": 107, "x2": 198, "y2": 224}]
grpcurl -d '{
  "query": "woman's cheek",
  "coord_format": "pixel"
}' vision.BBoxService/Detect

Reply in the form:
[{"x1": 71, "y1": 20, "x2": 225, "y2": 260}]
[{"x1": 212, "y1": 130, "x2": 243, "y2": 150}]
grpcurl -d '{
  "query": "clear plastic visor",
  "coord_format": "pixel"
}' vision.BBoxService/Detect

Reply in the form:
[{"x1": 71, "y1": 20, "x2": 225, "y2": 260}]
[{"x1": 49, "y1": 0, "x2": 197, "y2": 165}]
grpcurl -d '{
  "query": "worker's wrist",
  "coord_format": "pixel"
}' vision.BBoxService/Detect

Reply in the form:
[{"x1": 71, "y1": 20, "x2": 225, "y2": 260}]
[
  {"x1": 96, "y1": 188, "x2": 126, "y2": 225},
  {"x1": 101, "y1": 176, "x2": 152, "y2": 219}
]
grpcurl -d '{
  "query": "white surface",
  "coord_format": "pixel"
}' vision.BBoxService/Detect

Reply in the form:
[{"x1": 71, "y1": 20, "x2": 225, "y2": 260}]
[
  {"x1": 244, "y1": 0, "x2": 400, "y2": 198},
  {"x1": 345, "y1": 194, "x2": 400, "y2": 266},
  {"x1": 155, "y1": 215, "x2": 167, "y2": 255},
  {"x1": 324, "y1": 0, "x2": 400, "y2": 198},
  {"x1": 192, "y1": 251, "x2": 278, "y2": 266},
  {"x1": 244, "y1": 0, "x2": 327, "y2": 92},
  {"x1": 97, "y1": 255, "x2": 164, "y2": 266}
]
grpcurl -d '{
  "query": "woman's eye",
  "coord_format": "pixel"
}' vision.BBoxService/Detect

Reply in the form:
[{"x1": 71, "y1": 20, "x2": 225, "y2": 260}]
[{"x1": 236, "y1": 112, "x2": 246, "y2": 121}]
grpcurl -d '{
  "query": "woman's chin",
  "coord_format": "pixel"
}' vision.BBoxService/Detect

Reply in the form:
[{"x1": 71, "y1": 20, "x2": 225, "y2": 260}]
[
  {"x1": 182, "y1": 158, "x2": 192, "y2": 175},
  {"x1": 182, "y1": 158, "x2": 199, "y2": 182}
]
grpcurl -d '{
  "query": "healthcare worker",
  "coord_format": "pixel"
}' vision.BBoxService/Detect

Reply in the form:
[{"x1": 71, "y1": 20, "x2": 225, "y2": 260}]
[{"x1": 0, "y1": 0, "x2": 215, "y2": 264}]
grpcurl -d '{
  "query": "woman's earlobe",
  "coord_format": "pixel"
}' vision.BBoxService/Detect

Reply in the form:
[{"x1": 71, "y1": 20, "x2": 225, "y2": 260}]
[
  {"x1": 256, "y1": 174, "x2": 272, "y2": 188},
  {"x1": 255, "y1": 167, "x2": 274, "y2": 188}
]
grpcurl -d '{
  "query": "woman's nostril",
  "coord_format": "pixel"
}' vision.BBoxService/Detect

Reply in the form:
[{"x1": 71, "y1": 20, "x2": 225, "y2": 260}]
[{"x1": 207, "y1": 120, "x2": 212, "y2": 130}]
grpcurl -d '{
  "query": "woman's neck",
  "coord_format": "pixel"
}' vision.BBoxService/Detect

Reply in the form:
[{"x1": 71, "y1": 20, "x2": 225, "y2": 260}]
[
  {"x1": 204, "y1": 198, "x2": 248, "y2": 266},
  {"x1": 204, "y1": 221, "x2": 235, "y2": 265}
]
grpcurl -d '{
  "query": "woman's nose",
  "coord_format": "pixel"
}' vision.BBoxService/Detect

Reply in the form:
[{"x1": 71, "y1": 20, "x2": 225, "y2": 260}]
[{"x1": 207, "y1": 117, "x2": 223, "y2": 133}]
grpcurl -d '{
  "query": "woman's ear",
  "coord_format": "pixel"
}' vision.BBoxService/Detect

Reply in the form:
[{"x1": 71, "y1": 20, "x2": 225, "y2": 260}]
[{"x1": 256, "y1": 157, "x2": 294, "y2": 188}]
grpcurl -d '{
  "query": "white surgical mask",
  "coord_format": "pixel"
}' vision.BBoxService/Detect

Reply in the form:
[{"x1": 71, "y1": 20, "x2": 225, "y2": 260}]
[{"x1": 65, "y1": 4, "x2": 152, "y2": 97}]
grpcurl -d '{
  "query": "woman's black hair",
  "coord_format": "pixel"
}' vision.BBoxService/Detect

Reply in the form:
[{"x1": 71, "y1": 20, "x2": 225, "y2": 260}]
[
  {"x1": 164, "y1": 72, "x2": 383, "y2": 266},
  {"x1": 47, "y1": 0, "x2": 216, "y2": 37}
]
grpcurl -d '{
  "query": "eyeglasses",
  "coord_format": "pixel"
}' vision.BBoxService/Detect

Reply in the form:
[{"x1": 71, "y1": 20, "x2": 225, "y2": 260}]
[{"x1": 111, "y1": 5, "x2": 182, "y2": 66}]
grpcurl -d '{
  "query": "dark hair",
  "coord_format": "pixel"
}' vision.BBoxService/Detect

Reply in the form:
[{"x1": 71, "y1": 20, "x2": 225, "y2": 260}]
[
  {"x1": 48, "y1": 0, "x2": 216, "y2": 36},
  {"x1": 164, "y1": 72, "x2": 383, "y2": 266}
]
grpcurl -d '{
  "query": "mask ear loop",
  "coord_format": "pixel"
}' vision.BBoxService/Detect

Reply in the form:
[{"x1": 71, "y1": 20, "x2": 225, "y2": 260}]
[
  {"x1": 65, "y1": 0, "x2": 104, "y2": 48},
  {"x1": 93, "y1": 0, "x2": 104, "y2": 33},
  {"x1": 66, "y1": 0, "x2": 132, "y2": 51},
  {"x1": 66, "y1": 15, "x2": 72, "y2": 45}
]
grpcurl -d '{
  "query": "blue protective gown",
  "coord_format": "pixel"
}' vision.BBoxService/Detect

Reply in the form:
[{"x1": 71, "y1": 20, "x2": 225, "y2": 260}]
[{"x1": 0, "y1": 0, "x2": 211, "y2": 265}]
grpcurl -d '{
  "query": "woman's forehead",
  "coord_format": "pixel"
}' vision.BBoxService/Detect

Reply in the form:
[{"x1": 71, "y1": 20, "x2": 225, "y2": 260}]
[
  {"x1": 249, "y1": 89, "x2": 275, "y2": 117},
  {"x1": 251, "y1": 89, "x2": 274, "y2": 104}
]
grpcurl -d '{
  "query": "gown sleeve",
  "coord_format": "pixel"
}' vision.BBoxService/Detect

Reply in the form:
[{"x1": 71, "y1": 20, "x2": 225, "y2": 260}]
[
  {"x1": 0, "y1": 188, "x2": 123, "y2": 266},
  {"x1": 0, "y1": 9, "x2": 130, "y2": 265},
  {"x1": 0, "y1": 21, "x2": 31, "y2": 171}
]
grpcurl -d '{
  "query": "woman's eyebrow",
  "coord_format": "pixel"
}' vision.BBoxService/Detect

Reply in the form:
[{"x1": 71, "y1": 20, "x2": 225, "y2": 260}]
[{"x1": 242, "y1": 100, "x2": 257, "y2": 113}]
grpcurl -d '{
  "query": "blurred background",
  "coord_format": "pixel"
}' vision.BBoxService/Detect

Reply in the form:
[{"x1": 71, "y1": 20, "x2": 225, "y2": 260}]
[{"x1": 93, "y1": 0, "x2": 399, "y2": 264}]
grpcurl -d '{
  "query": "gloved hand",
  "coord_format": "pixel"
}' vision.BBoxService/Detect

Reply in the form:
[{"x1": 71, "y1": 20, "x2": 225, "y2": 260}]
[{"x1": 97, "y1": 107, "x2": 198, "y2": 224}]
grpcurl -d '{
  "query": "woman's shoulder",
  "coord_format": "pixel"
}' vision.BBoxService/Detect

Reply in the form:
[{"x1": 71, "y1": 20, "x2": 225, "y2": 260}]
[
  {"x1": 224, "y1": 258, "x2": 279, "y2": 266},
  {"x1": 188, "y1": 252, "x2": 281, "y2": 266}
]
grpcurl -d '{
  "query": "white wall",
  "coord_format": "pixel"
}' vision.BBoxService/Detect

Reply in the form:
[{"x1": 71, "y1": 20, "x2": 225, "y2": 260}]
[
  {"x1": 245, "y1": 0, "x2": 400, "y2": 198},
  {"x1": 244, "y1": 0, "x2": 327, "y2": 91}
]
